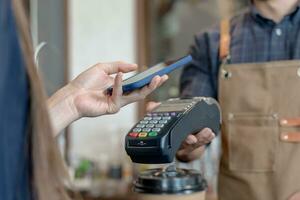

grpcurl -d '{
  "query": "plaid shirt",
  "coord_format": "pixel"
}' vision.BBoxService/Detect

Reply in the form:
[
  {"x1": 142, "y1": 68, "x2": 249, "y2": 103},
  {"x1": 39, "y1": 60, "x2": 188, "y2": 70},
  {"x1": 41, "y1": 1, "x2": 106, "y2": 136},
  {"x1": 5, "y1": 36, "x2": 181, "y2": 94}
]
[{"x1": 180, "y1": 4, "x2": 300, "y2": 99}]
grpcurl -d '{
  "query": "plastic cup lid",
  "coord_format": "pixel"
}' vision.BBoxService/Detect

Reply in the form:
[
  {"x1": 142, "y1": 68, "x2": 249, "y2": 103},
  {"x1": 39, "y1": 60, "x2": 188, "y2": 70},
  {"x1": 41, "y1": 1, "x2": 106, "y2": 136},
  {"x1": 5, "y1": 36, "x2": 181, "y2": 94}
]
[{"x1": 134, "y1": 167, "x2": 207, "y2": 195}]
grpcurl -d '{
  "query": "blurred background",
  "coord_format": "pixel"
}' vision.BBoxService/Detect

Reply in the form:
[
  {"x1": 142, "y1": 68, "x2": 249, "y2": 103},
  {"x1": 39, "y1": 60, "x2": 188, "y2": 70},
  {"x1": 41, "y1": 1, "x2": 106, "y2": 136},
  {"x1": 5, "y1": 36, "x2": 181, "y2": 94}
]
[{"x1": 28, "y1": 0, "x2": 249, "y2": 199}]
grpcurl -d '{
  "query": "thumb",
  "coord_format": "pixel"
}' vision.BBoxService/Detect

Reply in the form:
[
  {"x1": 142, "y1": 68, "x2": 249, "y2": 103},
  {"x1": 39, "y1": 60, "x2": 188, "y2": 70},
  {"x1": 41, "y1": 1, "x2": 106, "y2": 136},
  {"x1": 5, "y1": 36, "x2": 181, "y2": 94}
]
[{"x1": 108, "y1": 72, "x2": 123, "y2": 114}]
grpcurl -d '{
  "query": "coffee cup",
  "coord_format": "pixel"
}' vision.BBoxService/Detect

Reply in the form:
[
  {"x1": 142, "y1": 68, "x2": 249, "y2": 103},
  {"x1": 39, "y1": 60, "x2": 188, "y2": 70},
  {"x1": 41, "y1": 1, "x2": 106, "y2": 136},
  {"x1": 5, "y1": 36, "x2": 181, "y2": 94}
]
[{"x1": 134, "y1": 167, "x2": 207, "y2": 200}]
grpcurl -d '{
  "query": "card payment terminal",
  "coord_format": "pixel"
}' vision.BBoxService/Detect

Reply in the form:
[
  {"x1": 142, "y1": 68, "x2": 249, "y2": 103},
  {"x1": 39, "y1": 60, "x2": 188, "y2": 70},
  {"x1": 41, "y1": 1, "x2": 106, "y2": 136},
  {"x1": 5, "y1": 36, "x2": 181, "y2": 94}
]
[{"x1": 125, "y1": 97, "x2": 221, "y2": 164}]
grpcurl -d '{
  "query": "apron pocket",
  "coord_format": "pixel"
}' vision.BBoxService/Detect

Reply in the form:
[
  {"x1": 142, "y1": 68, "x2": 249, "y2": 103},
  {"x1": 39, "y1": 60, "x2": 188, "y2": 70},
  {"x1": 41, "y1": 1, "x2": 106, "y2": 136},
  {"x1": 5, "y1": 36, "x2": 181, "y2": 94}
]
[{"x1": 227, "y1": 113, "x2": 279, "y2": 172}]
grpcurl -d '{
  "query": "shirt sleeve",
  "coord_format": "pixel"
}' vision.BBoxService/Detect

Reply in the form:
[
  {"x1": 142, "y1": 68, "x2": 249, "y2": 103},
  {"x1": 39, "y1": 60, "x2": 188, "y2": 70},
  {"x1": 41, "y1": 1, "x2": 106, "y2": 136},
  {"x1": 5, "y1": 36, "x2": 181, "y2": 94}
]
[
  {"x1": 180, "y1": 28, "x2": 220, "y2": 99},
  {"x1": 0, "y1": 0, "x2": 31, "y2": 199}
]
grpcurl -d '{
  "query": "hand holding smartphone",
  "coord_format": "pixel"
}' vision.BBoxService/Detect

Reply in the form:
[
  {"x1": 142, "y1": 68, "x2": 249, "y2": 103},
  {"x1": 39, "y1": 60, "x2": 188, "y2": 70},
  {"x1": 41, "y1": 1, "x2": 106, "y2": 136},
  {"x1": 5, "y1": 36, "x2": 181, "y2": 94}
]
[{"x1": 107, "y1": 55, "x2": 192, "y2": 94}]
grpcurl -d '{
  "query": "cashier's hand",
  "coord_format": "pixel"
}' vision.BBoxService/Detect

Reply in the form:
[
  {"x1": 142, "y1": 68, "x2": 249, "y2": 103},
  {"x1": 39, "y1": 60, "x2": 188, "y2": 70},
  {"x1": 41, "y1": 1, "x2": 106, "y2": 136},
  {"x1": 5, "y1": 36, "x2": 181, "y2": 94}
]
[
  {"x1": 146, "y1": 102, "x2": 216, "y2": 162},
  {"x1": 176, "y1": 128, "x2": 215, "y2": 162},
  {"x1": 49, "y1": 62, "x2": 168, "y2": 136}
]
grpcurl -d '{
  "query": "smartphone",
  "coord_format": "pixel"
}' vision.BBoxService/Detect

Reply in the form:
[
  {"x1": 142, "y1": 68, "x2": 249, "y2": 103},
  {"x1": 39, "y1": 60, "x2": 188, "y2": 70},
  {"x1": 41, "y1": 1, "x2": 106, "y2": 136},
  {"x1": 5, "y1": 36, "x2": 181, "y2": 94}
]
[{"x1": 107, "y1": 55, "x2": 192, "y2": 94}]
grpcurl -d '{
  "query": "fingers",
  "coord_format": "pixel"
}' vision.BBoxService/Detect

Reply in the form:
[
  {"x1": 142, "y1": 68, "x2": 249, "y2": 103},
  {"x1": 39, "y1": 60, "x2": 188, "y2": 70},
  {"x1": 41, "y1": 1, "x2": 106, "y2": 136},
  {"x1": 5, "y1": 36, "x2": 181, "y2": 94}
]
[
  {"x1": 105, "y1": 72, "x2": 123, "y2": 114},
  {"x1": 158, "y1": 75, "x2": 169, "y2": 87},
  {"x1": 185, "y1": 134, "x2": 198, "y2": 145},
  {"x1": 176, "y1": 146, "x2": 206, "y2": 163},
  {"x1": 97, "y1": 61, "x2": 138, "y2": 75},
  {"x1": 111, "y1": 72, "x2": 123, "y2": 103},
  {"x1": 289, "y1": 192, "x2": 300, "y2": 200},
  {"x1": 176, "y1": 128, "x2": 215, "y2": 162},
  {"x1": 193, "y1": 128, "x2": 215, "y2": 146},
  {"x1": 146, "y1": 101, "x2": 161, "y2": 112},
  {"x1": 122, "y1": 75, "x2": 168, "y2": 104},
  {"x1": 139, "y1": 75, "x2": 169, "y2": 97},
  {"x1": 143, "y1": 75, "x2": 162, "y2": 92},
  {"x1": 181, "y1": 128, "x2": 215, "y2": 147}
]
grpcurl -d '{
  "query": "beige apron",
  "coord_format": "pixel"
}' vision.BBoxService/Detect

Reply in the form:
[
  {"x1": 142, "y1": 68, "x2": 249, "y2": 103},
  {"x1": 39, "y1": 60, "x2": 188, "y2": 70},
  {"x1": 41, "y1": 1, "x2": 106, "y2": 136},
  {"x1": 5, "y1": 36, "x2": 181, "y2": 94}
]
[{"x1": 217, "y1": 20, "x2": 300, "y2": 200}]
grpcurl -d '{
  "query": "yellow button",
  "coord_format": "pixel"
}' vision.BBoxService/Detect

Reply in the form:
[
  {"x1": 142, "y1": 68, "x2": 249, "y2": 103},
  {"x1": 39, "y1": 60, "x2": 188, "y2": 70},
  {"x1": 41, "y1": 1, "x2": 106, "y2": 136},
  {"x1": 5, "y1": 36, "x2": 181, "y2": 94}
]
[{"x1": 139, "y1": 132, "x2": 148, "y2": 137}]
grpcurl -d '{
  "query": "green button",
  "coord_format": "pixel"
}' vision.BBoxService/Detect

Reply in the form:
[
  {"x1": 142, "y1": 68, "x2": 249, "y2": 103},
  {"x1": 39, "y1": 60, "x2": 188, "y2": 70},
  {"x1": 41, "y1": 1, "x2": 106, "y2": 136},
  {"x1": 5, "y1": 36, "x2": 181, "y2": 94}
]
[{"x1": 148, "y1": 132, "x2": 158, "y2": 137}]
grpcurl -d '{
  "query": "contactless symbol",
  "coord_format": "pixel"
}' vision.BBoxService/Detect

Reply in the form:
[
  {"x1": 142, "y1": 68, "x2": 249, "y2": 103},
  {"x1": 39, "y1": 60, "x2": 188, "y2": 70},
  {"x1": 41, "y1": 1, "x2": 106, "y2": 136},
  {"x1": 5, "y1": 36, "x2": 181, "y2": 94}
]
[{"x1": 137, "y1": 141, "x2": 147, "y2": 146}]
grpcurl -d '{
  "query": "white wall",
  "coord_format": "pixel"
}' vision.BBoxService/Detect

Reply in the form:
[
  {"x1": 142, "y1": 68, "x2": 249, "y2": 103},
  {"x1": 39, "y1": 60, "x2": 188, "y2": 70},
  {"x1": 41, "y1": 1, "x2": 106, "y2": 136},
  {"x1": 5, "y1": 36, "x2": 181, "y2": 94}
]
[{"x1": 68, "y1": 0, "x2": 137, "y2": 161}]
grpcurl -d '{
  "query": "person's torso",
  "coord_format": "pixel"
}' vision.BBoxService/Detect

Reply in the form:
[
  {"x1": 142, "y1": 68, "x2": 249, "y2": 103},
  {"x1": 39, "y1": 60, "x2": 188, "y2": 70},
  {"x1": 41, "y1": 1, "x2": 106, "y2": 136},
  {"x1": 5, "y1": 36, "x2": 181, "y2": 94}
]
[
  {"x1": 217, "y1": 6, "x2": 300, "y2": 200},
  {"x1": 229, "y1": 6, "x2": 300, "y2": 64}
]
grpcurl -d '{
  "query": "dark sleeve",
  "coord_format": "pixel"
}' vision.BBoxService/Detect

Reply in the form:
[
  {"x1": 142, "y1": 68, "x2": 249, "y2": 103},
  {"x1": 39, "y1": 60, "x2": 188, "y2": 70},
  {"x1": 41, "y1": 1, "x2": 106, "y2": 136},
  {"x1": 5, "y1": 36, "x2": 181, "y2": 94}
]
[
  {"x1": 180, "y1": 28, "x2": 221, "y2": 99},
  {"x1": 0, "y1": 0, "x2": 31, "y2": 199}
]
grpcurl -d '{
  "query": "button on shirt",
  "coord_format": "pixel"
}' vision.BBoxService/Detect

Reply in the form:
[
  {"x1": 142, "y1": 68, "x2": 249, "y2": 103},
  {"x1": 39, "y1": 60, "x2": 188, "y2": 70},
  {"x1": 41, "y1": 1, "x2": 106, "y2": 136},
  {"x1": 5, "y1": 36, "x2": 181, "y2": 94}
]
[
  {"x1": 0, "y1": 0, "x2": 31, "y2": 199},
  {"x1": 180, "y1": 5, "x2": 300, "y2": 99}
]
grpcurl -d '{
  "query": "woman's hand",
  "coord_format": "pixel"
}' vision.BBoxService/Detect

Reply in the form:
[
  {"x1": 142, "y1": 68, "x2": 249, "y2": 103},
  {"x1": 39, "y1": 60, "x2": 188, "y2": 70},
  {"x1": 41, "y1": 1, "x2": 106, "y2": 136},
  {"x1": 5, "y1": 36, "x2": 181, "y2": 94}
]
[
  {"x1": 69, "y1": 61, "x2": 167, "y2": 117},
  {"x1": 48, "y1": 61, "x2": 168, "y2": 136}
]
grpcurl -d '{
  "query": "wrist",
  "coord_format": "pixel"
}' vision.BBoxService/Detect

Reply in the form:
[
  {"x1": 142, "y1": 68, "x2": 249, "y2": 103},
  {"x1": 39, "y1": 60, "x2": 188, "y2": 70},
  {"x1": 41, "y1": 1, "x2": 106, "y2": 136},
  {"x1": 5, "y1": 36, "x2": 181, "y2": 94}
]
[
  {"x1": 47, "y1": 83, "x2": 81, "y2": 135},
  {"x1": 62, "y1": 83, "x2": 82, "y2": 120}
]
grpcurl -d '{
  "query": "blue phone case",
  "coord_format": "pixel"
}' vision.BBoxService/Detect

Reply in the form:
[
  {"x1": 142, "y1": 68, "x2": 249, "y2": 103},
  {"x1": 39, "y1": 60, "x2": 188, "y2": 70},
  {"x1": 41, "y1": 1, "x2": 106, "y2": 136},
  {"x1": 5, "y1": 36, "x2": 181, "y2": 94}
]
[{"x1": 109, "y1": 55, "x2": 193, "y2": 94}]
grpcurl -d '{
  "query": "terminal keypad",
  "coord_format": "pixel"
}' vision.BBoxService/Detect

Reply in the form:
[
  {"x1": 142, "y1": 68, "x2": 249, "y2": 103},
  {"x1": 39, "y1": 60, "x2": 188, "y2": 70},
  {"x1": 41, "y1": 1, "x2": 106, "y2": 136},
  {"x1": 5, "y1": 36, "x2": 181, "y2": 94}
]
[{"x1": 128, "y1": 112, "x2": 177, "y2": 138}]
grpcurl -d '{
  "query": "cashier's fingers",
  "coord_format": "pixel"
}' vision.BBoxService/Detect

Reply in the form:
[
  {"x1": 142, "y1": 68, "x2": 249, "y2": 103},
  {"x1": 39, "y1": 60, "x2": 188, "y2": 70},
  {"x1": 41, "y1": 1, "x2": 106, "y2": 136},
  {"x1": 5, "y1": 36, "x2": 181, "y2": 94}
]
[
  {"x1": 176, "y1": 145, "x2": 206, "y2": 162},
  {"x1": 182, "y1": 128, "x2": 215, "y2": 147},
  {"x1": 176, "y1": 128, "x2": 215, "y2": 162},
  {"x1": 194, "y1": 128, "x2": 215, "y2": 145}
]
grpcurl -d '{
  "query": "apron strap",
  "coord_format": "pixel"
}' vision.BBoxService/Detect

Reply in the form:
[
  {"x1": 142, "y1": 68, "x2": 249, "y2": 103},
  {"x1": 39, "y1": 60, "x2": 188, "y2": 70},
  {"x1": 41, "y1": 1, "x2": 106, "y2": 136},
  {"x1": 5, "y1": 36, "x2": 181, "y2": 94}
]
[{"x1": 219, "y1": 19, "x2": 231, "y2": 61}]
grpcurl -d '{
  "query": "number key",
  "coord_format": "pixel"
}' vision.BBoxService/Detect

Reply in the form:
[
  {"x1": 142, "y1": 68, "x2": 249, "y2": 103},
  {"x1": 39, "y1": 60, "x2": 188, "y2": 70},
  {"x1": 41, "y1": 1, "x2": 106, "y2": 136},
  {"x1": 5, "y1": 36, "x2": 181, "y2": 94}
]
[
  {"x1": 149, "y1": 120, "x2": 158, "y2": 124},
  {"x1": 133, "y1": 128, "x2": 142, "y2": 132},
  {"x1": 155, "y1": 124, "x2": 164, "y2": 128},
  {"x1": 146, "y1": 124, "x2": 155, "y2": 128},
  {"x1": 136, "y1": 124, "x2": 145, "y2": 128},
  {"x1": 159, "y1": 120, "x2": 168, "y2": 124},
  {"x1": 142, "y1": 128, "x2": 152, "y2": 132},
  {"x1": 152, "y1": 128, "x2": 161, "y2": 132},
  {"x1": 171, "y1": 112, "x2": 177, "y2": 116}
]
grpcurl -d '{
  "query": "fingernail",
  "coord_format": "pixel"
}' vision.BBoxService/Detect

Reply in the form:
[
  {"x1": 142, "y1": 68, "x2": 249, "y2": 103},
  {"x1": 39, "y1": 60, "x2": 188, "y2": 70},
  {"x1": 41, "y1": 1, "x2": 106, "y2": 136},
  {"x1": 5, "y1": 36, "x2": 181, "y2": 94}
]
[
  {"x1": 203, "y1": 130, "x2": 211, "y2": 138},
  {"x1": 186, "y1": 136, "x2": 196, "y2": 145},
  {"x1": 205, "y1": 128, "x2": 212, "y2": 132}
]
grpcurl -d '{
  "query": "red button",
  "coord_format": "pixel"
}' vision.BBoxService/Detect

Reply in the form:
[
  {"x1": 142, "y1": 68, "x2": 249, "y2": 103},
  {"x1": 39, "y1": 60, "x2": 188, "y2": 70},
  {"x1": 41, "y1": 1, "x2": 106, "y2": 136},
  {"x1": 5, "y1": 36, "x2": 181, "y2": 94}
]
[{"x1": 128, "y1": 132, "x2": 139, "y2": 137}]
